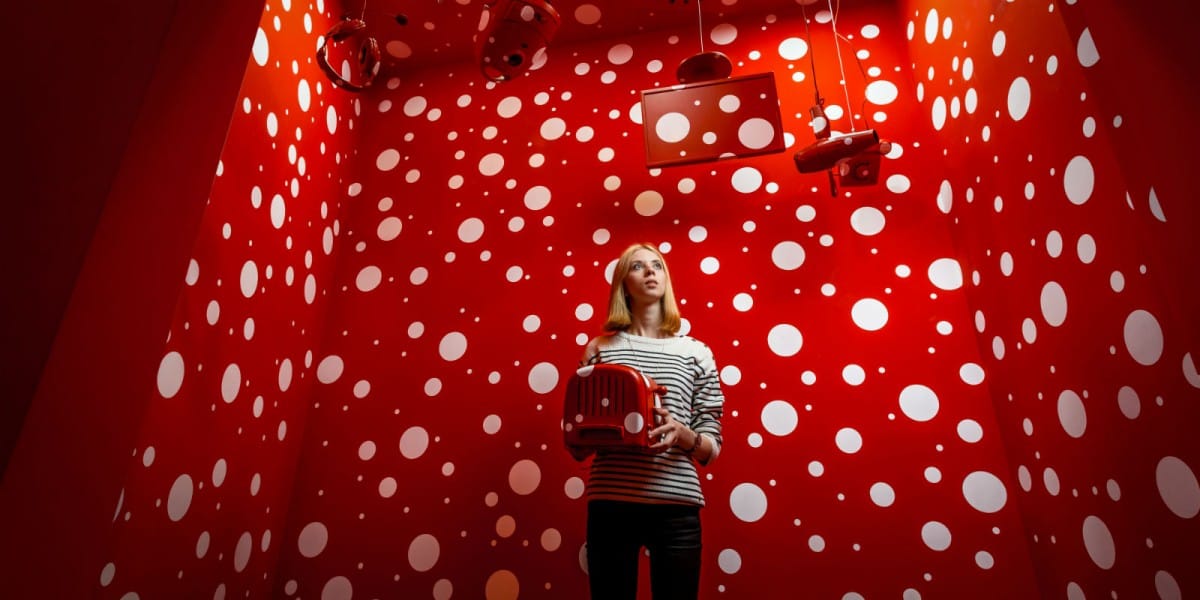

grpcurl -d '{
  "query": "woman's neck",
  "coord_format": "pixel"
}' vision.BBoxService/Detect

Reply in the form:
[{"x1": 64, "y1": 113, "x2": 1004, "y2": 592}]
[{"x1": 627, "y1": 302, "x2": 665, "y2": 338}]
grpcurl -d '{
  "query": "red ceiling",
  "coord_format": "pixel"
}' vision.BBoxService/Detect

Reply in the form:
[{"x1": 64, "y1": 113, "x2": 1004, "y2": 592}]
[{"x1": 349, "y1": 0, "x2": 892, "y2": 76}]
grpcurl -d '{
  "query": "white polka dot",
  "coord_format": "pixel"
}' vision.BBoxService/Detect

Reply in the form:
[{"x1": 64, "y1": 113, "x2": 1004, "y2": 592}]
[
  {"x1": 167, "y1": 474, "x2": 194, "y2": 522},
  {"x1": 761, "y1": 400, "x2": 798, "y2": 436},
  {"x1": 850, "y1": 207, "x2": 886, "y2": 236},
  {"x1": 1184, "y1": 353, "x2": 1200, "y2": 389},
  {"x1": 157, "y1": 352, "x2": 185, "y2": 399},
  {"x1": 851, "y1": 298, "x2": 888, "y2": 331},
  {"x1": 233, "y1": 531, "x2": 253, "y2": 572},
  {"x1": 962, "y1": 471, "x2": 1007, "y2": 513},
  {"x1": 356, "y1": 266, "x2": 382, "y2": 292},
  {"x1": 1081, "y1": 515, "x2": 1115, "y2": 569},
  {"x1": 1156, "y1": 456, "x2": 1200, "y2": 518},
  {"x1": 1077, "y1": 28, "x2": 1100, "y2": 67},
  {"x1": 771, "y1": 241, "x2": 806, "y2": 270},
  {"x1": 221, "y1": 363, "x2": 241, "y2": 402},
  {"x1": 731, "y1": 167, "x2": 763, "y2": 194},
  {"x1": 1045, "y1": 467, "x2": 1061, "y2": 496},
  {"x1": 654, "y1": 112, "x2": 690, "y2": 143},
  {"x1": 936, "y1": 180, "x2": 953, "y2": 213},
  {"x1": 298, "y1": 522, "x2": 328, "y2": 558},
  {"x1": 607, "y1": 43, "x2": 633, "y2": 64},
  {"x1": 710, "y1": 23, "x2": 737, "y2": 45},
  {"x1": 1064, "y1": 155, "x2": 1095, "y2": 205},
  {"x1": 497, "y1": 96, "x2": 522, "y2": 118},
  {"x1": 778, "y1": 38, "x2": 809, "y2": 60},
  {"x1": 439, "y1": 332, "x2": 468, "y2": 361},
  {"x1": 718, "y1": 549, "x2": 742, "y2": 574},
  {"x1": 408, "y1": 534, "x2": 440, "y2": 572},
  {"x1": 574, "y1": 3, "x2": 601, "y2": 25},
  {"x1": 252, "y1": 28, "x2": 269, "y2": 66},
  {"x1": 976, "y1": 551, "x2": 995, "y2": 570},
  {"x1": 1057, "y1": 390, "x2": 1087, "y2": 438},
  {"x1": 899, "y1": 384, "x2": 939, "y2": 422},
  {"x1": 316, "y1": 355, "x2": 343, "y2": 384},
  {"x1": 835, "y1": 428, "x2": 863, "y2": 454},
  {"x1": 528, "y1": 362, "x2": 559, "y2": 394},
  {"x1": 767, "y1": 324, "x2": 803, "y2": 357},
  {"x1": 376, "y1": 149, "x2": 400, "y2": 171},
  {"x1": 240, "y1": 261, "x2": 259, "y2": 298},
  {"x1": 478, "y1": 153, "x2": 505, "y2": 176},
  {"x1": 959, "y1": 363, "x2": 985, "y2": 385},
  {"x1": 524, "y1": 186, "x2": 552, "y2": 210},
  {"x1": 1123, "y1": 309, "x2": 1163, "y2": 366},
  {"x1": 738, "y1": 118, "x2": 776, "y2": 150},
  {"x1": 886, "y1": 174, "x2": 911, "y2": 194},
  {"x1": 842, "y1": 364, "x2": 866, "y2": 386},
  {"x1": 400, "y1": 426, "x2": 430, "y2": 459},
  {"x1": 403, "y1": 96, "x2": 428, "y2": 117},
  {"x1": 957, "y1": 419, "x2": 983, "y2": 443},
  {"x1": 458, "y1": 217, "x2": 485, "y2": 243},
  {"x1": 1007, "y1": 77, "x2": 1031, "y2": 121},
  {"x1": 634, "y1": 190, "x2": 664, "y2": 216},
  {"x1": 1040, "y1": 281, "x2": 1068, "y2": 326},
  {"x1": 921, "y1": 521, "x2": 951, "y2": 551},
  {"x1": 729, "y1": 483, "x2": 768, "y2": 522},
  {"x1": 1076, "y1": 234, "x2": 1097, "y2": 264},
  {"x1": 1156, "y1": 570, "x2": 1182, "y2": 600},
  {"x1": 870, "y1": 482, "x2": 895, "y2": 507},
  {"x1": 539, "y1": 117, "x2": 567, "y2": 141},
  {"x1": 928, "y1": 258, "x2": 963, "y2": 290},
  {"x1": 378, "y1": 216, "x2": 402, "y2": 241}
]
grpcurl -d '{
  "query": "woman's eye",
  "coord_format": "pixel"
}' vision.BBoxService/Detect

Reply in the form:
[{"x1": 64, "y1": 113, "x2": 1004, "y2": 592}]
[{"x1": 631, "y1": 262, "x2": 643, "y2": 270}]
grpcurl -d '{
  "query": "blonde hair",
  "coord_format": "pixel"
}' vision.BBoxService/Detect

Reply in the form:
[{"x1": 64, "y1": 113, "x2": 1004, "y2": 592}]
[{"x1": 603, "y1": 243, "x2": 681, "y2": 334}]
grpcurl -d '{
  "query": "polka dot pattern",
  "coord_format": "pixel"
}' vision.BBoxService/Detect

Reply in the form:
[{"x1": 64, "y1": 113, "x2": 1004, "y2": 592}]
[{"x1": 79, "y1": 3, "x2": 1199, "y2": 600}]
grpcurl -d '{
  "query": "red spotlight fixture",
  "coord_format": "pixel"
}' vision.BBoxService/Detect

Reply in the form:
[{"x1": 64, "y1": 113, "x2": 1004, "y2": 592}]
[
  {"x1": 475, "y1": 0, "x2": 562, "y2": 82},
  {"x1": 674, "y1": 0, "x2": 732, "y2": 85},
  {"x1": 676, "y1": 50, "x2": 732, "y2": 84},
  {"x1": 790, "y1": 3, "x2": 892, "y2": 196},
  {"x1": 793, "y1": 129, "x2": 884, "y2": 173},
  {"x1": 793, "y1": 103, "x2": 892, "y2": 194},
  {"x1": 316, "y1": 17, "x2": 381, "y2": 92}
]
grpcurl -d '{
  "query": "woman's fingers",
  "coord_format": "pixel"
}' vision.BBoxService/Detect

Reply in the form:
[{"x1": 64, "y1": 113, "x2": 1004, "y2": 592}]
[{"x1": 648, "y1": 409, "x2": 685, "y2": 451}]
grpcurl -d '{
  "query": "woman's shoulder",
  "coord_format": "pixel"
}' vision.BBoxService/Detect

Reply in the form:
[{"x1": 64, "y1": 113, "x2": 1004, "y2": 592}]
[
  {"x1": 670, "y1": 334, "x2": 716, "y2": 359},
  {"x1": 580, "y1": 331, "x2": 621, "y2": 363},
  {"x1": 587, "y1": 331, "x2": 622, "y2": 348}
]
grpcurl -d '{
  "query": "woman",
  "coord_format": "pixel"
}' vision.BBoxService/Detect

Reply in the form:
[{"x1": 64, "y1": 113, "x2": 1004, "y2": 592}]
[{"x1": 568, "y1": 242, "x2": 726, "y2": 600}]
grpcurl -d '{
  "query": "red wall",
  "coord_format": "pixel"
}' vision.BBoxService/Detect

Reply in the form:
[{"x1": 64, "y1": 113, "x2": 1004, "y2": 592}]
[
  {"x1": 2, "y1": 0, "x2": 1196, "y2": 599},
  {"x1": 0, "y1": 0, "x2": 265, "y2": 597},
  {"x1": 899, "y1": 0, "x2": 1200, "y2": 597},
  {"x1": 276, "y1": 2, "x2": 1039, "y2": 599}
]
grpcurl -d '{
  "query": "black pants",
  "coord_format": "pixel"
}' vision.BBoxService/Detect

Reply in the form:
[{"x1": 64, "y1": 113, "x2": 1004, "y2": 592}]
[{"x1": 586, "y1": 500, "x2": 702, "y2": 600}]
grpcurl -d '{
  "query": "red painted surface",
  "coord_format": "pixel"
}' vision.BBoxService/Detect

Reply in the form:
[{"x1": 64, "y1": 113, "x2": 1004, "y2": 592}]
[
  {"x1": 0, "y1": 0, "x2": 265, "y2": 598},
  {"x1": 2, "y1": 1, "x2": 1196, "y2": 599}
]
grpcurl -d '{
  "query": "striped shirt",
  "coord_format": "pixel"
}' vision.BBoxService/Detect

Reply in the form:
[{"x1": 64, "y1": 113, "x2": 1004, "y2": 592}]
[{"x1": 583, "y1": 331, "x2": 725, "y2": 506}]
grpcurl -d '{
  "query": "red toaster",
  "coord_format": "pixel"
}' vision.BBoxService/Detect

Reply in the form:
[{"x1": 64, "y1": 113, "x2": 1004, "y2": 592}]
[{"x1": 563, "y1": 363, "x2": 666, "y2": 448}]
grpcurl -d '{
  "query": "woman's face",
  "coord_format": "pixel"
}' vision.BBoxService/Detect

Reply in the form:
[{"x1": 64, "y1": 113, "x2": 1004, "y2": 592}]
[{"x1": 623, "y1": 248, "x2": 667, "y2": 306}]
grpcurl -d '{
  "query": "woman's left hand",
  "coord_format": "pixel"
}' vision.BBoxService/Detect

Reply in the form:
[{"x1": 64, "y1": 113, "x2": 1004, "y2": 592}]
[{"x1": 648, "y1": 406, "x2": 692, "y2": 452}]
